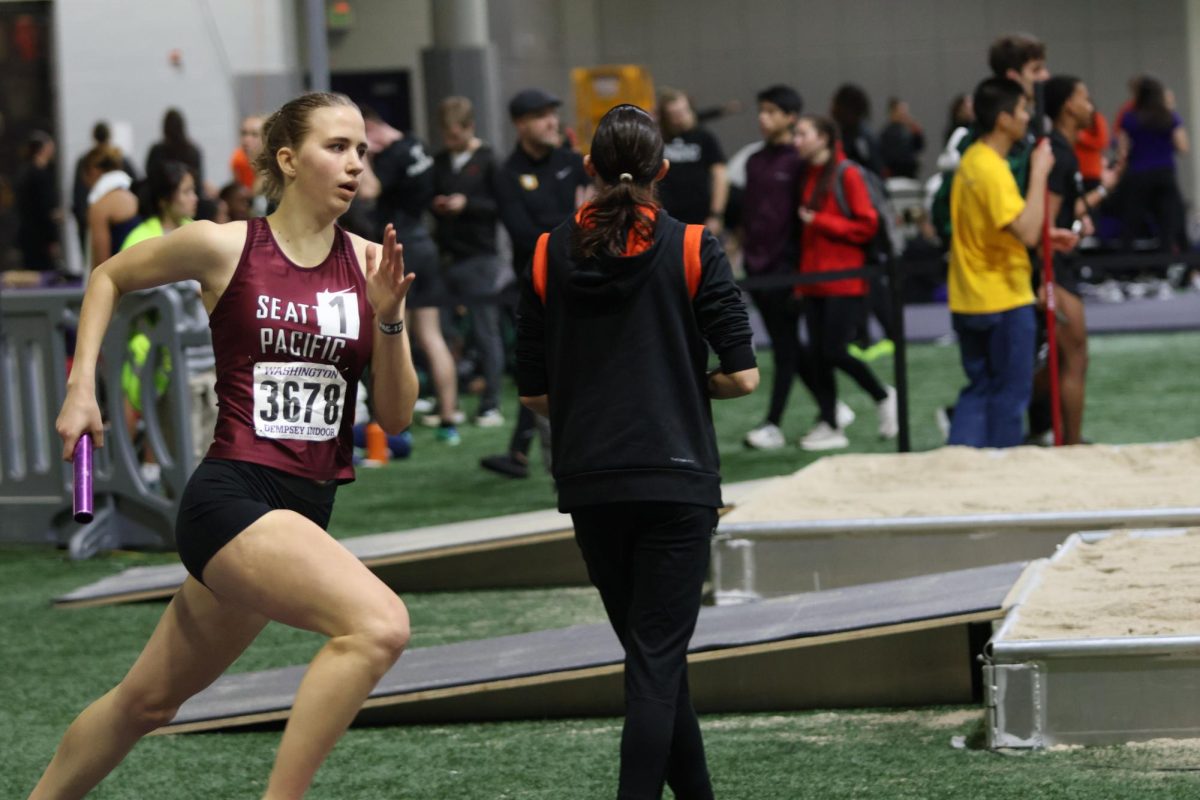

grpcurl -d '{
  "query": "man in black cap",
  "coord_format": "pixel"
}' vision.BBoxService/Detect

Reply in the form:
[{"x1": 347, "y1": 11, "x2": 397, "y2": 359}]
[{"x1": 482, "y1": 88, "x2": 590, "y2": 478}]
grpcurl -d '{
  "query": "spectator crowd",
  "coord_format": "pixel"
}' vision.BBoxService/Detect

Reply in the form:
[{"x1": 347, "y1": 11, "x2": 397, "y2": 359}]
[{"x1": 3, "y1": 29, "x2": 1196, "y2": 468}]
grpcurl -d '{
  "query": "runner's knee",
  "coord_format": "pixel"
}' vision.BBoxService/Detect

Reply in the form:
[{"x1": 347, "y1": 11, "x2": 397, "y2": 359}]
[
  {"x1": 112, "y1": 683, "x2": 182, "y2": 733},
  {"x1": 346, "y1": 599, "x2": 410, "y2": 667}
]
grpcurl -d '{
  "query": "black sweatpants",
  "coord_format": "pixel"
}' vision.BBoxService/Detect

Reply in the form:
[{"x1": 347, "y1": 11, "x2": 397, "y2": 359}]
[
  {"x1": 1120, "y1": 167, "x2": 1186, "y2": 253},
  {"x1": 749, "y1": 288, "x2": 819, "y2": 426},
  {"x1": 806, "y1": 295, "x2": 888, "y2": 427},
  {"x1": 572, "y1": 502, "x2": 718, "y2": 800}
]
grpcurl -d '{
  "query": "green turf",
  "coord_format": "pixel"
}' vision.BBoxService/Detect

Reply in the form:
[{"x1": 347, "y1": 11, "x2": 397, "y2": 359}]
[{"x1": 4, "y1": 332, "x2": 1199, "y2": 798}]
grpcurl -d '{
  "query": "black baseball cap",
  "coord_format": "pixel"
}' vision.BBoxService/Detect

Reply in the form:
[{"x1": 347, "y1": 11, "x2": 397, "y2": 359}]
[{"x1": 509, "y1": 88, "x2": 561, "y2": 119}]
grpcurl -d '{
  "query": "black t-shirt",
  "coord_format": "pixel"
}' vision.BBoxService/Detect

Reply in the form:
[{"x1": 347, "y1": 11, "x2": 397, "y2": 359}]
[
  {"x1": 1045, "y1": 129, "x2": 1084, "y2": 289},
  {"x1": 659, "y1": 127, "x2": 725, "y2": 224},
  {"x1": 374, "y1": 136, "x2": 435, "y2": 238},
  {"x1": 1047, "y1": 129, "x2": 1082, "y2": 230}
]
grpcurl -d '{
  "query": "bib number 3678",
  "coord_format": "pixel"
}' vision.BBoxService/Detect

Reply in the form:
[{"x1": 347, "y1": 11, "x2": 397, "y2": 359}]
[{"x1": 253, "y1": 362, "x2": 347, "y2": 441}]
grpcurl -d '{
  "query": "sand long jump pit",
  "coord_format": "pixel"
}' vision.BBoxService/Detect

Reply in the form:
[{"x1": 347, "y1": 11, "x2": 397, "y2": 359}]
[
  {"x1": 713, "y1": 440, "x2": 1200, "y2": 603},
  {"x1": 986, "y1": 528, "x2": 1200, "y2": 748}
]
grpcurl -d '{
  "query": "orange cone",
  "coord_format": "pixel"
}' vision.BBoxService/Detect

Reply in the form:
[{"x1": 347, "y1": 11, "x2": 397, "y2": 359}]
[{"x1": 364, "y1": 422, "x2": 389, "y2": 466}]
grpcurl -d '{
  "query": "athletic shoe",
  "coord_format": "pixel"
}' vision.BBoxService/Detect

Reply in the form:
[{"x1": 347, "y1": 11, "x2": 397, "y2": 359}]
[
  {"x1": 139, "y1": 462, "x2": 163, "y2": 491},
  {"x1": 847, "y1": 343, "x2": 869, "y2": 361},
  {"x1": 799, "y1": 422, "x2": 849, "y2": 451},
  {"x1": 480, "y1": 452, "x2": 529, "y2": 478},
  {"x1": 935, "y1": 405, "x2": 955, "y2": 442},
  {"x1": 744, "y1": 423, "x2": 786, "y2": 450},
  {"x1": 421, "y1": 410, "x2": 466, "y2": 428},
  {"x1": 877, "y1": 386, "x2": 899, "y2": 439},
  {"x1": 474, "y1": 408, "x2": 506, "y2": 428},
  {"x1": 863, "y1": 339, "x2": 895, "y2": 361},
  {"x1": 435, "y1": 425, "x2": 461, "y2": 446},
  {"x1": 836, "y1": 401, "x2": 856, "y2": 430},
  {"x1": 414, "y1": 397, "x2": 435, "y2": 414},
  {"x1": 1025, "y1": 429, "x2": 1054, "y2": 447}
]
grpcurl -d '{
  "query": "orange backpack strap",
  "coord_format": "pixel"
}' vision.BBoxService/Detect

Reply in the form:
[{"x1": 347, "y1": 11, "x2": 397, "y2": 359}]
[
  {"x1": 683, "y1": 224, "x2": 704, "y2": 300},
  {"x1": 532, "y1": 232, "x2": 550, "y2": 304}
]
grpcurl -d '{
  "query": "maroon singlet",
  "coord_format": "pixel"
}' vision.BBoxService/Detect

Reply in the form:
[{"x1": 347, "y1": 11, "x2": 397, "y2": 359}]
[{"x1": 206, "y1": 217, "x2": 373, "y2": 482}]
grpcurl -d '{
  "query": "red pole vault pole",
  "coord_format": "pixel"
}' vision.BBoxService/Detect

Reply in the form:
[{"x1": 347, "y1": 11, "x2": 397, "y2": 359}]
[
  {"x1": 1041, "y1": 168, "x2": 1064, "y2": 446},
  {"x1": 1033, "y1": 80, "x2": 1063, "y2": 447}
]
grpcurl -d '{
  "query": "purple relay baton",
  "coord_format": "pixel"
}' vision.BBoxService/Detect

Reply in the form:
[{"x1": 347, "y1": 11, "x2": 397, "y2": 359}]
[{"x1": 73, "y1": 433, "x2": 94, "y2": 524}]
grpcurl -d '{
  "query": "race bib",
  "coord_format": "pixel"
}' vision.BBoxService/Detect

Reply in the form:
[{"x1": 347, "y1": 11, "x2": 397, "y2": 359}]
[
  {"x1": 253, "y1": 362, "x2": 347, "y2": 441},
  {"x1": 316, "y1": 289, "x2": 360, "y2": 339}
]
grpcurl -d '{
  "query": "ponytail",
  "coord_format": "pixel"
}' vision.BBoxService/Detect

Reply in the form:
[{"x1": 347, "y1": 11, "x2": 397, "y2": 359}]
[{"x1": 570, "y1": 105, "x2": 664, "y2": 261}]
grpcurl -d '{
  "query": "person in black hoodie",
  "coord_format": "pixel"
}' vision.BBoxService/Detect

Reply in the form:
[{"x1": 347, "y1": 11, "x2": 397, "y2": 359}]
[
  {"x1": 366, "y1": 107, "x2": 463, "y2": 442},
  {"x1": 516, "y1": 104, "x2": 758, "y2": 800},
  {"x1": 431, "y1": 96, "x2": 505, "y2": 425}
]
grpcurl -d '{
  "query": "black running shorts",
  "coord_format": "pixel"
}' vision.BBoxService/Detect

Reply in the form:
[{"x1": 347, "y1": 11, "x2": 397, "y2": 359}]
[{"x1": 175, "y1": 458, "x2": 337, "y2": 584}]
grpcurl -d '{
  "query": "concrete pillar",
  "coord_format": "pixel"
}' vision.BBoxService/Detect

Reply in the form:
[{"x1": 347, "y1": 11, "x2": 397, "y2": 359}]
[
  {"x1": 1185, "y1": 0, "x2": 1200, "y2": 204},
  {"x1": 421, "y1": 0, "x2": 502, "y2": 150},
  {"x1": 431, "y1": 0, "x2": 489, "y2": 47},
  {"x1": 303, "y1": 0, "x2": 330, "y2": 92}
]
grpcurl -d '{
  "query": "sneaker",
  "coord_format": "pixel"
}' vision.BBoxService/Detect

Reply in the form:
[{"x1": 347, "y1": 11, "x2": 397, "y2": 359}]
[
  {"x1": 435, "y1": 425, "x2": 461, "y2": 446},
  {"x1": 1095, "y1": 279, "x2": 1124, "y2": 304},
  {"x1": 421, "y1": 410, "x2": 466, "y2": 428},
  {"x1": 847, "y1": 343, "x2": 869, "y2": 361},
  {"x1": 1153, "y1": 279, "x2": 1175, "y2": 301},
  {"x1": 1025, "y1": 429, "x2": 1054, "y2": 447},
  {"x1": 414, "y1": 397, "x2": 435, "y2": 415},
  {"x1": 139, "y1": 461, "x2": 163, "y2": 491},
  {"x1": 935, "y1": 405, "x2": 954, "y2": 442},
  {"x1": 744, "y1": 422, "x2": 786, "y2": 450},
  {"x1": 863, "y1": 339, "x2": 895, "y2": 361},
  {"x1": 480, "y1": 452, "x2": 529, "y2": 478},
  {"x1": 799, "y1": 421, "x2": 849, "y2": 451},
  {"x1": 877, "y1": 386, "x2": 899, "y2": 439},
  {"x1": 836, "y1": 401, "x2": 856, "y2": 430},
  {"x1": 474, "y1": 408, "x2": 506, "y2": 428}
]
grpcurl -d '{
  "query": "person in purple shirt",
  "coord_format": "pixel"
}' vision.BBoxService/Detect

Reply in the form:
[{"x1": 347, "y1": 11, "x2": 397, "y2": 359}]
[
  {"x1": 1117, "y1": 76, "x2": 1190, "y2": 253},
  {"x1": 741, "y1": 85, "x2": 826, "y2": 450}
]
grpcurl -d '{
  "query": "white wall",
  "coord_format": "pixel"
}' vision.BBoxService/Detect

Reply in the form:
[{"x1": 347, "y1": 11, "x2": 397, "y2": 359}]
[
  {"x1": 45, "y1": 0, "x2": 1200, "y2": 201},
  {"x1": 55, "y1": 0, "x2": 301, "y2": 183},
  {"x1": 53, "y1": 0, "x2": 301, "y2": 269},
  {"x1": 575, "y1": 0, "x2": 1193, "y2": 187}
]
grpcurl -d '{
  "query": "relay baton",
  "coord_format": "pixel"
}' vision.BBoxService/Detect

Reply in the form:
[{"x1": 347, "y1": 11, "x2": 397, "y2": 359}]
[{"x1": 73, "y1": 433, "x2": 94, "y2": 524}]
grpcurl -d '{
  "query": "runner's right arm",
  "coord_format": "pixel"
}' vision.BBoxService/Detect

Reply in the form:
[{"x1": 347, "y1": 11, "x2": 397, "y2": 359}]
[{"x1": 58, "y1": 221, "x2": 243, "y2": 459}]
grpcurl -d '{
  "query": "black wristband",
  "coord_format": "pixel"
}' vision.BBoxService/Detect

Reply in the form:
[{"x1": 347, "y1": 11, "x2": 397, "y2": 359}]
[{"x1": 378, "y1": 319, "x2": 405, "y2": 336}]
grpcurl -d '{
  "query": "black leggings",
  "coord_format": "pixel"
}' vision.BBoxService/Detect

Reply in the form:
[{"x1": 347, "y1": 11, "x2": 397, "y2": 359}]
[
  {"x1": 1120, "y1": 167, "x2": 1186, "y2": 253},
  {"x1": 572, "y1": 502, "x2": 718, "y2": 800},
  {"x1": 806, "y1": 295, "x2": 888, "y2": 426},
  {"x1": 852, "y1": 272, "x2": 896, "y2": 347},
  {"x1": 749, "y1": 289, "x2": 819, "y2": 426}
]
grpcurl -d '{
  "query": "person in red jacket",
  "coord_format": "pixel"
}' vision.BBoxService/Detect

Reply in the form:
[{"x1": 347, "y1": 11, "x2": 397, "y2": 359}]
[{"x1": 794, "y1": 114, "x2": 898, "y2": 451}]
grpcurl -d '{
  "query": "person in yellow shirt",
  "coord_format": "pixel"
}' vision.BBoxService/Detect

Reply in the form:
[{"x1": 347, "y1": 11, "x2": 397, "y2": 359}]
[{"x1": 947, "y1": 77, "x2": 1054, "y2": 447}]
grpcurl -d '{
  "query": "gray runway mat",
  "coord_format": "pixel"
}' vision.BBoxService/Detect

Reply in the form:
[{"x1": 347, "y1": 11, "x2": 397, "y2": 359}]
[
  {"x1": 749, "y1": 294, "x2": 1200, "y2": 346},
  {"x1": 162, "y1": 560, "x2": 1024, "y2": 733},
  {"x1": 902, "y1": 293, "x2": 1200, "y2": 343},
  {"x1": 54, "y1": 479, "x2": 773, "y2": 608}
]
